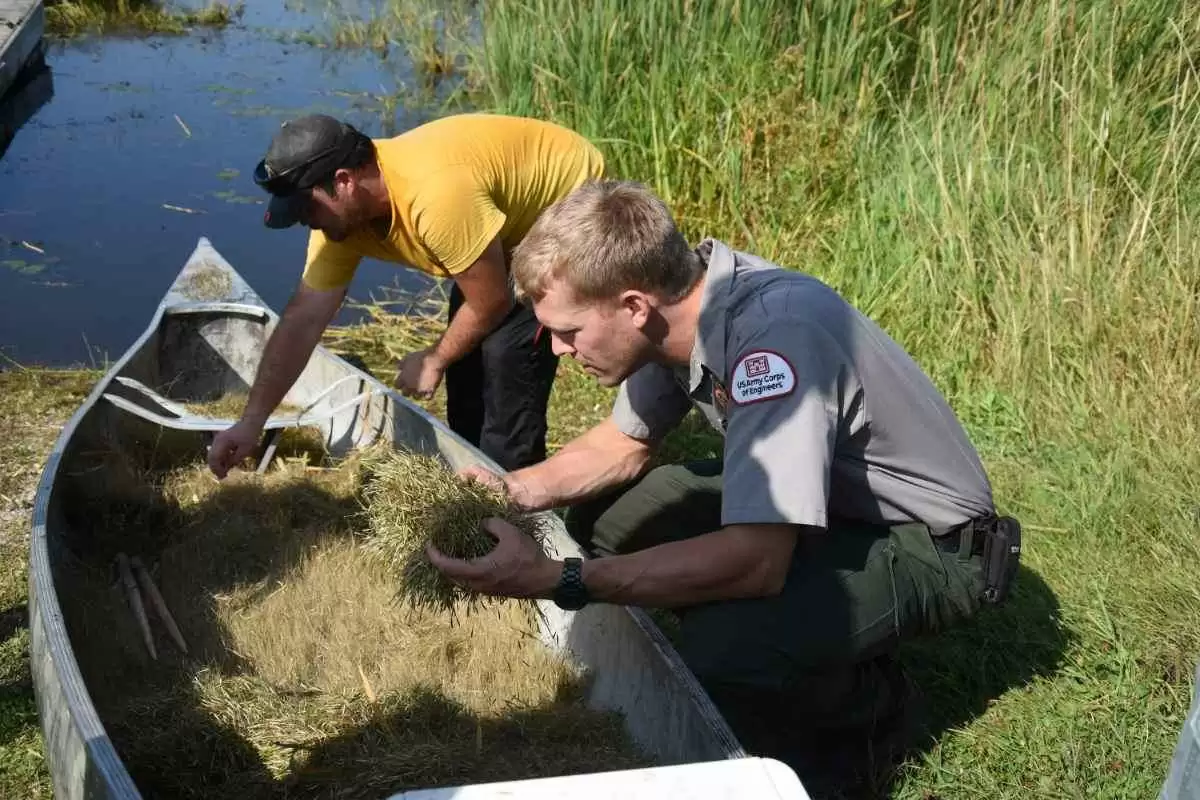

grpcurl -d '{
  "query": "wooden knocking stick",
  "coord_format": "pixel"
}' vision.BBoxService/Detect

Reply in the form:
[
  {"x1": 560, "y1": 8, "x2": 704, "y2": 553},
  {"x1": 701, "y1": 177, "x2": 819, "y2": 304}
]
[
  {"x1": 116, "y1": 553, "x2": 156, "y2": 660},
  {"x1": 131, "y1": 556, "x2": 189, "y2": 655}
]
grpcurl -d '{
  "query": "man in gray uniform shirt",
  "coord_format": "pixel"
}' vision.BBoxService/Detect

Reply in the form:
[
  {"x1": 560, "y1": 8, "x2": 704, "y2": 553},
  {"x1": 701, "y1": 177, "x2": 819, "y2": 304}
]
[{"x1": 427, "y1": 180, "x2": 1022, "y2": 796}]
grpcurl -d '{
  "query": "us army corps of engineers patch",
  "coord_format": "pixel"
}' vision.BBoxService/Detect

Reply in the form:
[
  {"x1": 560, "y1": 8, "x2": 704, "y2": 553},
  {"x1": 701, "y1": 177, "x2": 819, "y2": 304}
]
[{"x1": 730, "y1": 350, "x2": 796, "y2": 405}]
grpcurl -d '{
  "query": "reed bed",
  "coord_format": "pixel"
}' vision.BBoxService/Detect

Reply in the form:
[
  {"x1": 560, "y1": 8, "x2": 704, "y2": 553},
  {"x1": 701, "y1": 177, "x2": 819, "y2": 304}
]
[{"x1": 46, "y1": 0, "x2": 239, "y2": 37}]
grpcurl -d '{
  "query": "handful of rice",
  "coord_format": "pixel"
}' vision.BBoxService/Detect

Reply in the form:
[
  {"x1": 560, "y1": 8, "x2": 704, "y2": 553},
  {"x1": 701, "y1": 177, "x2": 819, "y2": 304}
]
[{"x1": 358, "y1": 449, "x2": 550, "y2": 614}]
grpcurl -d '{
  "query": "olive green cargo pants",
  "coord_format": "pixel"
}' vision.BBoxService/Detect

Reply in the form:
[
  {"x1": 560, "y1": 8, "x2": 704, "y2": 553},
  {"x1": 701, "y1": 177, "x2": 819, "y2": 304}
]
[{"x1": 564, "y1": 458, "x2": 989, "y2": 793}]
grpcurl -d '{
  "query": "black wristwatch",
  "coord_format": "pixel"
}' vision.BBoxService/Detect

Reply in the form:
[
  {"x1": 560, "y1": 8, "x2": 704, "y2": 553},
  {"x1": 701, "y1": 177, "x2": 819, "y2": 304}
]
[{"x1": 552, "y1": 557, "x2": 590, "y2": 611}]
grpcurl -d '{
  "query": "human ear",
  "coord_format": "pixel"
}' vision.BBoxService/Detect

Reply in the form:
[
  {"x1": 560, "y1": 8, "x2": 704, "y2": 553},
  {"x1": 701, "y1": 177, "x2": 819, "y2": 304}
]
[
  {"x1": 332, "y1": 168, "x2": 354, "y2": 197},
  {"x1": 618, "y1": 290, "x2": 653, "y2": 329}
]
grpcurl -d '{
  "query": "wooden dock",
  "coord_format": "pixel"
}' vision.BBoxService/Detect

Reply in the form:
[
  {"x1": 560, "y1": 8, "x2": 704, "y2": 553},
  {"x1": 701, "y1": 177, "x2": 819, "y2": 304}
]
[{"x1": 1, "y1": 0, "x2": 44, "y2": 100}]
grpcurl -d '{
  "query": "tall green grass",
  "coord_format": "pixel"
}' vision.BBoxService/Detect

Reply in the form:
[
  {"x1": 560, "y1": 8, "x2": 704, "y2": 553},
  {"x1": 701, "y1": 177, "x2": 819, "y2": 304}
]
[
  {"x1": 479, "y1": 1, "x2": 1200, "y2": 796},
  {"x1": 323, "y1": 0, "x2": 476, "y2": 74},
  {"x1": 321, "y1": 0, "x2": 1200, "y2": 795}
]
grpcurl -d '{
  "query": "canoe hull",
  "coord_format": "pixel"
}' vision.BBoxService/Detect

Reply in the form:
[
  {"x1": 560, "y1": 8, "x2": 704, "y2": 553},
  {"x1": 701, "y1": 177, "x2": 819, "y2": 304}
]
[{"x1": 29, "y1": 237, "x2": 746, "y2": 799}]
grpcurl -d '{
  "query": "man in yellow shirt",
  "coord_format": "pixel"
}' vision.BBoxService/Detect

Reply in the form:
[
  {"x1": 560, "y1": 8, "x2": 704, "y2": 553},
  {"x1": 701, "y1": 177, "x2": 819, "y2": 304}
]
[{"x1": 206, "y1": 113, "x2": 606, "y2": 478}]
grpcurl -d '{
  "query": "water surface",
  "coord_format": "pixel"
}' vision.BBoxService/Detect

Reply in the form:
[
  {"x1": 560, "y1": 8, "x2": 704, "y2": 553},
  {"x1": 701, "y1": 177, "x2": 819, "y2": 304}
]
[{"x1": 0, "y1": 1, "x2": 450, "y2": 366}]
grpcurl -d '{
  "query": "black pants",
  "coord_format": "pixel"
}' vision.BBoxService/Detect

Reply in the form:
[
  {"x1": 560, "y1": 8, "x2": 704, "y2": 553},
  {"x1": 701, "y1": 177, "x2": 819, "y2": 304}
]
[{"x1": 443, "y1": 284, "x2": 559, "y2": 471}]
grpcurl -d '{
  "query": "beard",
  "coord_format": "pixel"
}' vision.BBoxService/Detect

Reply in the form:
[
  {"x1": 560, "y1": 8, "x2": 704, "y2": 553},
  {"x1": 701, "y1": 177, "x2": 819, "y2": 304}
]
[{"x1": 322, "y1": 224, "x2": 349, "y2": 242}]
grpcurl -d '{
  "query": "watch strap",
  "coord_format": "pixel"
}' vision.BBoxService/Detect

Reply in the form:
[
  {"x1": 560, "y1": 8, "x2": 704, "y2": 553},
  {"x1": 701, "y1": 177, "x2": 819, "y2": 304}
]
[{"x1": 553, "y1": 557, "x2": 589, "y2": 610}]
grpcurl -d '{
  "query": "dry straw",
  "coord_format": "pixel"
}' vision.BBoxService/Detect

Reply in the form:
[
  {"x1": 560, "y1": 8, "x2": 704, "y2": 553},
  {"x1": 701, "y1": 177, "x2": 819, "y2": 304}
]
[
  {"x1": 178, "y1": 263, "x2": 233, "y2": 300},
  {"x1": 55, "y1": 435, "x2": 649, "y2": 798},
  {"x1": 357, "y1": 449, "x2": 550, "y2": 615}
]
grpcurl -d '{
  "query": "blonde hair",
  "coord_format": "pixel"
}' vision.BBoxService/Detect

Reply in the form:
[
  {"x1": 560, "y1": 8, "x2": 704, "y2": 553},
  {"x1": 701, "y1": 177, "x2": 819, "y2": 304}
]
[{"x1": 511, "y1": 180, "x2": 702, "y2": 304}]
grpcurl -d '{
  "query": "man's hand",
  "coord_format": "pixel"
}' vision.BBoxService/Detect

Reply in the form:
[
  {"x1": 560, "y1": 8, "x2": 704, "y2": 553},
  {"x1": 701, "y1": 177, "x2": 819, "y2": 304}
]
[
  {"x1": 426, "y1": 517, "x2": 561, "y2": 600},
  {"x1": 394, "y1": 346, "x2": 447, "y2": 400},
  {"x1": 205, "y1": 279, "x2": 344, "y2": 481},
  {"x1": 208, "y1": 418, "x2": 263, "y2": 479},
  {"x1": 457, "y1": 464, "x2": 551, "y2": 512},
  {"x1": 450, "y1": 417, "x2": 656, "y2": 515},
  {"x1": 458, "y1": 465, "x2": 508, "y2": 494}
]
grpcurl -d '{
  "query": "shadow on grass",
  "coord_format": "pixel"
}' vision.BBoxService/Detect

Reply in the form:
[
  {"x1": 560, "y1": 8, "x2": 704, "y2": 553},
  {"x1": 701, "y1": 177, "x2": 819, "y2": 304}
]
[
  {"x1": 887, "y1": 563, "x2": 1070, "y2": 790},
  {"x1": 686, "y1": 564, "x2": 1069, "y2": 800},
  {"x1": 0, "y1": 605, "x2": 25, "y2": 646},
  {"x1": 0, "y1": 603, "x2": 41, "y2": 781}
]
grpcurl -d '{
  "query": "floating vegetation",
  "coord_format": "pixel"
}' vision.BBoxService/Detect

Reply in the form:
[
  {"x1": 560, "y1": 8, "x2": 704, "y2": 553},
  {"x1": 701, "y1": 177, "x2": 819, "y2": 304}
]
[
  {"x1": 204, "y1": 85, "x2": 255, "y2": 95},
  {"x1": 2, "y1": 259, "x2": 46, "y2": 275},
  {"x1": 212, "y1": 189, "x2": 261, "y2": 205}
]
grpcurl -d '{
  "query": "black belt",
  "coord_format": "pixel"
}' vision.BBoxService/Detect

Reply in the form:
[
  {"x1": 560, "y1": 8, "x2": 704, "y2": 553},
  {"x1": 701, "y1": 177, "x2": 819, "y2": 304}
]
[
  {"x1": 932, "y1": 515, "x2": 994, "y2": 559},
  {"x1": 933, "y1": 514, "x2": 1023, "y2": 604}
]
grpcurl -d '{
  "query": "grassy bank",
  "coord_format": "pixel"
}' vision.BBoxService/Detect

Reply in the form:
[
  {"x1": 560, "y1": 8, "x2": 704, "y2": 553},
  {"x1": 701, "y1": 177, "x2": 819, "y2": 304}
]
[
  {"x1": 45, "y1": 0, "x2": 240, "y2": 38},
  {"x1": 0, "y1": 368, "x2": 99, "y2": 797},
  {"x1": 329, "y1": 0, "x2": 1200, "y2": 796}
]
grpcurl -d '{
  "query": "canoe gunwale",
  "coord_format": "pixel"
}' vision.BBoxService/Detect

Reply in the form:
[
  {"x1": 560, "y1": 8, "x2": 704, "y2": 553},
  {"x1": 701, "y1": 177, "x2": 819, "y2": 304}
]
[{"x1": 29, "y1": 275, "x2": 169, "y2": 800}]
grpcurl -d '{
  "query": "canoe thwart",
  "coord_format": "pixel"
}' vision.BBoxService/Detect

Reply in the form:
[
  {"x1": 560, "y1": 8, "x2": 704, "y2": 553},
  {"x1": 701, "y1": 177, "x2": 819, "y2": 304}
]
[
  {"x1": 112, "y1": 377, "x2": 193, "y2": 417},
  {"x1": 100, "y1": 374, "x2": 382, "y2": 433}
]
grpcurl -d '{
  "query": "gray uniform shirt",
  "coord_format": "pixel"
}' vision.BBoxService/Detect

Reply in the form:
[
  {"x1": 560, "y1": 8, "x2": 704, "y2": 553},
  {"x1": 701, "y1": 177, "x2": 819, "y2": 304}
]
[{"x1": 612, "y1": 239, "x2": 994, "y2": 532}]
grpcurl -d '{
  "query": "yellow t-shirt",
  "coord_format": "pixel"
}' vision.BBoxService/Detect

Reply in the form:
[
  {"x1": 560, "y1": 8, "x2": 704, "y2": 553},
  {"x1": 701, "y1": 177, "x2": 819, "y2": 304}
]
[{"x1": 300, "y1": 113, "x2": 606, "y2": 289}]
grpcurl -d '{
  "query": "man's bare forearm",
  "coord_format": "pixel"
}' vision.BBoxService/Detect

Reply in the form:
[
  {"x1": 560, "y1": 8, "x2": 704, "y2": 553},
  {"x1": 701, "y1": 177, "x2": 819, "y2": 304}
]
[
  {"x1": 576, "y1": 524, "x2": 801, "y2": 608},
  {"x1": 430, "y1": 292, "x2": 511, "y2": 367},
  {"x1": 505, "y1": 417, "x2": 655, "y2": 511},
  {"x1": 243, "y1": 285, "x2": 345, "y2": 424},
  {"x1": 430, "y1": 236, "x2": 514, "y2": 367}
]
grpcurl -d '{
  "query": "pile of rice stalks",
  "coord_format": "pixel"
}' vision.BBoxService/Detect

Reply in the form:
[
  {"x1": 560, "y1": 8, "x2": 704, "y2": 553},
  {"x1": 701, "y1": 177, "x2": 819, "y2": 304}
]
[
  {"x1": 56, "y1": 437, "x2": 650, "y2": 799},
  {"x1": 357, "y1": 449, "x2": 551, "y2": 615}
]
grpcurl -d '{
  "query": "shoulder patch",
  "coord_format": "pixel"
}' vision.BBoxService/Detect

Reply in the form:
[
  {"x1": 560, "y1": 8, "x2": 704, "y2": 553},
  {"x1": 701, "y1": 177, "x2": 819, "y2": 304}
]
[{"x1": 730, "y1": 350, "x2": 796, "y2": 405}]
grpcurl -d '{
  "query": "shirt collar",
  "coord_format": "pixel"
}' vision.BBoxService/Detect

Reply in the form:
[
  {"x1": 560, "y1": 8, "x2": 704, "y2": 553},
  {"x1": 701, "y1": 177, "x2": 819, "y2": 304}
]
[{"x1": 688, "y1": 238, "x2": 737, "y2": 393}]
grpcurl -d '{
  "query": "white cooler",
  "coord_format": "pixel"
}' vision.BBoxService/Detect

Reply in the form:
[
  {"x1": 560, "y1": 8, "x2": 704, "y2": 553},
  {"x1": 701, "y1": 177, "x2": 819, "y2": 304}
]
[{"x1": 388, "y1": 757, "x2": 811, "y2": 799}]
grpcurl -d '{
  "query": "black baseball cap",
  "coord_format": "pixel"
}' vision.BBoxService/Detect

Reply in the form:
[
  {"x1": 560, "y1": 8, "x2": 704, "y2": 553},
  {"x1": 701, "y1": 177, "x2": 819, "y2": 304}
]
[{"x1": 253, "y1": 114, "x2": 365, "y2": 229}]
